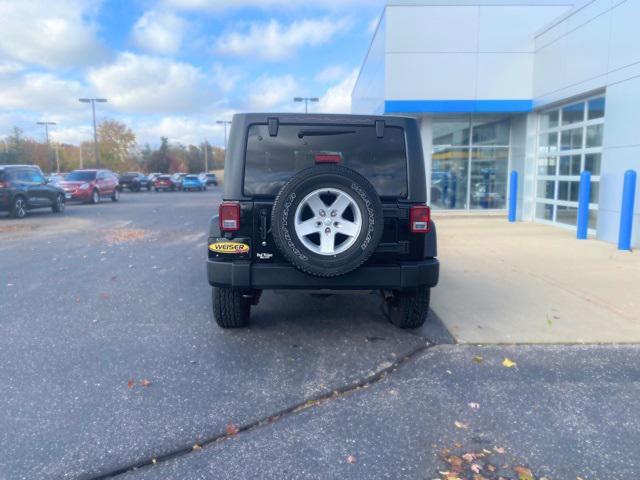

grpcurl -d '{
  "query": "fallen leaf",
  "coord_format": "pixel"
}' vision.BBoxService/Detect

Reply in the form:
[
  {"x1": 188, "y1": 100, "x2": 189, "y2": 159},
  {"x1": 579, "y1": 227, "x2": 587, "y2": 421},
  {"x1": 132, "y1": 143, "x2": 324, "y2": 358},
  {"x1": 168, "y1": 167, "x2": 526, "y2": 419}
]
[
  {"x1": 151, "y1": 458, "x2": 157, "y2": 464},
  {"x1": 454, "y1": 421, "x2": 468, "y2": 429},
  {"x1": 471, "y1": 463, "x2": 482, "y2": 473},
  {"x1": 487, "y1": 464, "x2": 497, "y2": 472},
  {"x1": 140, "y1": 379, "x2": 151, "y2": 387},
  {"x1": 462, "y1": 453, "x2": 475, "y2": 462},
  {"x1": 468, "y1": 402, "x2": 480, "y2": 409},
  {"x1": 493, "y1": 446, "x2": 506, "y2": 454},
  {"x1": 346, "y1": 454, "x2": 356, "y2": 464},
  {"x1": 514, "y1": 466, "x2": 534, "y2": 480},
  {"x1": 502, "y1": 358, "x2": 517, "y2": 368},
  {"x1": 472, "y1": 355, "x2": 483, "y2": 364},
  {"x1": 226, "y1": 423, "x2": 239, "y2": 436},
  {"x1": 192, "y1": 444, "x2": 202, "y2": 451},
  {"x1": 127, "y1": 380, "x2": 135, "y2": 388}
]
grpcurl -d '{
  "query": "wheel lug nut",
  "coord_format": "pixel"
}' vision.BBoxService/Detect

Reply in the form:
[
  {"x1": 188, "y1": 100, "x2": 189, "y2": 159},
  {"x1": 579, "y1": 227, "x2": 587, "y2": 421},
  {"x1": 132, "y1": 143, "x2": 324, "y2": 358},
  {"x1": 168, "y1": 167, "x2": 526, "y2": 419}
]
[
  {"x1": 330, "y1": 210, "x2": 337, "y2": 217},
  {"x1": 334, "y1": 222, "x2": 339, "y2": 227},
  {"x1": 324, "y1": 227, "x2": 331, "y2": 234},
  {"x1": 319, "y1": 209, "x2": 325, "y2": 217}
]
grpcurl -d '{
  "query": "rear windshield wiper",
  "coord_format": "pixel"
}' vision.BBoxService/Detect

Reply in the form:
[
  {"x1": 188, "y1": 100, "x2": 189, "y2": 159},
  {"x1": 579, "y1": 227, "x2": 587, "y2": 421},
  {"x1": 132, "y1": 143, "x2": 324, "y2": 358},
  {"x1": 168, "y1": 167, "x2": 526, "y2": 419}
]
[{"x1": 297, "y1": 129, "x2": 356, "y2": 138}]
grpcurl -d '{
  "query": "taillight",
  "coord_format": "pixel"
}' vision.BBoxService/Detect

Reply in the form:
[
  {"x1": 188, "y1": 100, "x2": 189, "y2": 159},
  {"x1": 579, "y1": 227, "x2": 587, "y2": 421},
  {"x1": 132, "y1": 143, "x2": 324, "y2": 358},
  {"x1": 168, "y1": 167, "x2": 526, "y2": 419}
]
[
  {"x1": 410, "y1": 205, "x2": 430, "y2": 233},
  {"x1": 219, "y1": 202, "x2": 240, "y2": 231},
  {"x1": 0, "y1": 181, "x2": 9, "y2": 189}
]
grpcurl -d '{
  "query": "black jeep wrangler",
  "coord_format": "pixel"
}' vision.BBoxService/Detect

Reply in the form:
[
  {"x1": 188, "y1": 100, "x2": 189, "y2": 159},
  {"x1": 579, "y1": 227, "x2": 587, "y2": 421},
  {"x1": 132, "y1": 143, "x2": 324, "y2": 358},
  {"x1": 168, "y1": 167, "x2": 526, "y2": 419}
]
[{"x1": 206, "y1": 114, "x2": 438, "y2": 329}]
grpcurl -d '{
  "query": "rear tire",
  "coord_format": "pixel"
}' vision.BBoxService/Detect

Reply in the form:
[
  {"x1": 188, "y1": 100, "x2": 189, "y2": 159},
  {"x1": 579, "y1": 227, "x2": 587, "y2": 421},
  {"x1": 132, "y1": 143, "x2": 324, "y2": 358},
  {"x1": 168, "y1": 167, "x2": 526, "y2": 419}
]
[
  {"x1": 387, "y1": 287, "x2": 430, "y2": 329},
  {"x1": 212, "y1": 287, "x2": 250, "y2": 328},
  {"x1": 112, "y1": 188, "x2": 120, "y2": 202},
  {"x1": 91, "y1": 189, "x2": 100, "y2": 204}
]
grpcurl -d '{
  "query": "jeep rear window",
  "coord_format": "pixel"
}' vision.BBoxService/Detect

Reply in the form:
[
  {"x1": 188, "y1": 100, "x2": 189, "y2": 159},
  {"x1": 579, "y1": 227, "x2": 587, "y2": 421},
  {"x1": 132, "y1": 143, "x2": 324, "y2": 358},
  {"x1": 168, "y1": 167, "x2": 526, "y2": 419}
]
[{"x1": 244, "y1": 124, "x2": 408, "y2": 197}]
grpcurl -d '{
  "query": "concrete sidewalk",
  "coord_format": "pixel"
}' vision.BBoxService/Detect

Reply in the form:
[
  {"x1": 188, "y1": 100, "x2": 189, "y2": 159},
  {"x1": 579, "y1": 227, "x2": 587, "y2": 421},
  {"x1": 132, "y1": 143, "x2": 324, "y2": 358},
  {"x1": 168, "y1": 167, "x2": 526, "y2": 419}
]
[{"x1": 430, "y1": 215, "x2": 640, "y2": 343}]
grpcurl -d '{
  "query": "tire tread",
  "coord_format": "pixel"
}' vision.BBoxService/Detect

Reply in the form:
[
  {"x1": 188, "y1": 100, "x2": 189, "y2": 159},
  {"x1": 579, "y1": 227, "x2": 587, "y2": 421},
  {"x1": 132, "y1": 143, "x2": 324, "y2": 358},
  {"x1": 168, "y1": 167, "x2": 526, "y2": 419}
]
[{"x1": 212, "y1": 287, "x2": 250, "y2": 328}]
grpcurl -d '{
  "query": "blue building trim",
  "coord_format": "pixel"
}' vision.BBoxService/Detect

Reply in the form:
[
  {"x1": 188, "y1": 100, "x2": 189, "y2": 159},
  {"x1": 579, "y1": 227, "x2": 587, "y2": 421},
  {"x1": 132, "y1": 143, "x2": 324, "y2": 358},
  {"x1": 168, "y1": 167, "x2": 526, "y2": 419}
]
[{"x1": 384, "y1": 99, "x2": 533, "y2": 114}]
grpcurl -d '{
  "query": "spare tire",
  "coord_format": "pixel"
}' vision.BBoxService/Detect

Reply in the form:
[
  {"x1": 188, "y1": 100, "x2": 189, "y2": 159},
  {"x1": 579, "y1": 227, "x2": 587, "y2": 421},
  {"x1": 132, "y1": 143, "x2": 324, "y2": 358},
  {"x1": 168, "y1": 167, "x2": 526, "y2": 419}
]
[{"x1": 271, "y1": 164, "x2": 384, "y2": 277}]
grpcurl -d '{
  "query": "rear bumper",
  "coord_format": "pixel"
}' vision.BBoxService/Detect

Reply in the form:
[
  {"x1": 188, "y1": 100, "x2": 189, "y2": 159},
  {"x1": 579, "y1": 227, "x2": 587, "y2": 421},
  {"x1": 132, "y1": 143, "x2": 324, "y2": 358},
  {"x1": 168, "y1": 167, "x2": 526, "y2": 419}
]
[{"x1": 207, "y1": 259, "x2": 439, "y2": 290}]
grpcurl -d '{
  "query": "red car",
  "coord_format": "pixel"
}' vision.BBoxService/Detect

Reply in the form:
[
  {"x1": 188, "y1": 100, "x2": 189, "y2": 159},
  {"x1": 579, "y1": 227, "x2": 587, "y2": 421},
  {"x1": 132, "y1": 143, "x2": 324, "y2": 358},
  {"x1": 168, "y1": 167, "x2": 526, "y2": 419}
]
[
  {"x1": 59, "y1": 169, "x2": 120, "y2": 203},
  {"x1": 154, "y1": 175, "x2": 177, "y2": 191}
]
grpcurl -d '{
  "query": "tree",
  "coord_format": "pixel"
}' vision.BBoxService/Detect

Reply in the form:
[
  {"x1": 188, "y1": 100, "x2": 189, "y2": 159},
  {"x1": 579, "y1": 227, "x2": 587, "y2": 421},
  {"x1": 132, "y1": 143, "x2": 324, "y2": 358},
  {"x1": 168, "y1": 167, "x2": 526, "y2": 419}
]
[
  {"x1": 146, "y1": 137, "x2": 172, "y2": 173},
  {"x1": 97, "y1": 119, "x2": 137, "y2": 171}
]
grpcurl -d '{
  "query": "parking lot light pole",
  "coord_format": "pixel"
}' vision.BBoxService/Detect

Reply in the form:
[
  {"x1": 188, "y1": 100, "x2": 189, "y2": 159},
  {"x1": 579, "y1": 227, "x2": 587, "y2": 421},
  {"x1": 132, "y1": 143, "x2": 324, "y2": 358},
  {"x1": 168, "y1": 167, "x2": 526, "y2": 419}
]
[
  {"x1": 36, "y1": 121, "x2": 56, "y2": 172},
  {"x1": 293, "y1": 97, "x2": 319, "y2": 113},
  {"x1": 216, "y1": 120, "x2": 232, "y2": 152},
  {"x1": 79, "y1": 98, "x2": 107, "y2": 168}
]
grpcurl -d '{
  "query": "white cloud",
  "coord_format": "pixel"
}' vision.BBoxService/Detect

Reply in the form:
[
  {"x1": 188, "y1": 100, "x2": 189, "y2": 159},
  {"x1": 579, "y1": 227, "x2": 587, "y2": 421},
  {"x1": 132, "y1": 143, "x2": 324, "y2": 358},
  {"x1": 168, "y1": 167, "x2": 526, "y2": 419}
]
[
  {"x1": 132, "y1": 10, "x2": 188, "y2": 55},
  {"x1": 0, "y1": 71, "x2": 86, "y2": 113},
  {"x1": 88, "y1": 53, "x2": 214, "y2": 114},
  {"x1": 246, "y1": 74, "x2": 300, "y2": 110},
  {"x1": 317, "y1": 69, "x2": 358, "y2": 114},
  {"x1": 315, "y1": 64, "x2": 349, "y2": 83},
  {"x1": 216, "y1": 18, "x2": 350, "y2": 61},
  {"x1": 134, "y1": 116, "x2": 228, "y2": 146},
  {"x1": 0, "y1": 0, "x2": 107, "y2": 68},
  {"x1": 211, "y1": 63, "x2": 244, "y2": 93}
]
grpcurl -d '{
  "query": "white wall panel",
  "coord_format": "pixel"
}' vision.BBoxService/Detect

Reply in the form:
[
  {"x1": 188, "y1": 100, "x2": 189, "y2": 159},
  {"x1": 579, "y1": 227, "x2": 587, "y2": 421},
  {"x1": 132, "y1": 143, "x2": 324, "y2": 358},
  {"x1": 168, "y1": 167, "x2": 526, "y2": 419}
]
[
  {"x1": 386, "y1": 53, "x2": 477, "y2": 100},
  {"x1": 602, "y1": 76, "x2": 640, "y2": 149},
  {"x1": 564, "y1": 12, "x2": 610, "y2": 87},
  {"x1": 533, "y1": 35, "x2": 567, "y2": 97},
  {"x1": 476, "y1": 53, "x2": 534, "y2": 99},
  {"x1": 609, "y1": 0, "x2": 640, "y2": 72},
  {"x1": 386, "y1": 6, "x2": 479, "y2": 53},
  {"x1": 478, "y1": 6, "x2": 570, "y2": 52}
]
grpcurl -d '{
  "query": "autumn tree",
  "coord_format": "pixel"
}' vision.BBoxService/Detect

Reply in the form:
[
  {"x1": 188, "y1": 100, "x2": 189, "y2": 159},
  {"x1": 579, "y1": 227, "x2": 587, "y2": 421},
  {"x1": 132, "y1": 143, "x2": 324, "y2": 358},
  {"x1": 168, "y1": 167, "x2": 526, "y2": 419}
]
[{"x1": 96, "y1": 119, "x2": 137, "y2": 171}]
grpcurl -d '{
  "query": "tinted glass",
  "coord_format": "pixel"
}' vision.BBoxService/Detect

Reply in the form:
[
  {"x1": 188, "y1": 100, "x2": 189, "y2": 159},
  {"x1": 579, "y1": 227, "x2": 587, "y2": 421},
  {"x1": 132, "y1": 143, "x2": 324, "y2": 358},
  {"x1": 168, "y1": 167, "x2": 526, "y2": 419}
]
[
  {"x1": 536, "y1": 203, "x2": 553, "y2": 221},
  {"x1": 588, "y1": 97, "x2": 605, "y2": 120},
  {"x1": 562, "y1": 102, "x2": 584, "y2": 125},
  {"x1": 469, "y1": 147, "x2": 508, "y2": 209},
  {"x1": 540, "y1": 110, "x2": 559, "y2": 130},
  {"x1": 432, "y1": 120, "x2": 470, "y2": 146},
  {"x1": 559, "y1": 155, "x2": 581, "y2": 176},
  {"x1": 586, "y1": 124, "x2": 603, "y2": 147},
  {"x1": 472, "y1": 119, "x2": 510, "y2": 146},
  {"x1": 185, "y1": 175, "x2": 198, "y2": 179},
  {"x1": 584, "y1": 153, "x2": 601, "y2": 175},
  {"x1": 66, "y1": 171, "x2": 96, "y2": 181},
  {"x1": 431, "y1": 148, "x2": 469, "y2": 209},
  {"x1": 560, "y1": 128, "x2": 582, "y2": 151},
  {"x1": 244, "y1": 124, "x2": 408, "y2": 197}
]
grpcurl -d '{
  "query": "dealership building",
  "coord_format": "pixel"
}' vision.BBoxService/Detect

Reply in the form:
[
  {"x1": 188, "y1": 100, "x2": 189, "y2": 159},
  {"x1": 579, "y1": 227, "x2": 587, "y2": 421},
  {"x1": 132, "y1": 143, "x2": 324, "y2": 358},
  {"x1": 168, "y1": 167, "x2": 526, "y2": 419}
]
[{"x1": 352, "y1": 0, "x2": 640, "y2": 247}]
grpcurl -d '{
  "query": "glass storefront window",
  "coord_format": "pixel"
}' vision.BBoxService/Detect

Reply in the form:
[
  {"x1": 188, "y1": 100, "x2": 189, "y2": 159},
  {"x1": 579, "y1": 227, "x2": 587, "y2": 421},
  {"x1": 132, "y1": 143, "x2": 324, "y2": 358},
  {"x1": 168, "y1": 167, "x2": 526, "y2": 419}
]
[
  {"x1": 540, "y1": 110, "x2": 559, "y2": 130},
  {"x1": 588, "y1": 97, "x2": 605, "y2": 120},
  {"x1": 584, "y1": 153, "x2": 601, "y2": 175},
  {"x1": 562, "y1": 102, "x2": 584, "y2": 125},
  {"x1": 538, "y1": 132, "x2": 558, "y2": 154},
  {"x1": 536, "y1": 94, "x2": 604, "y2": 232},
  {"x1": 431, "y1": 117, "x2": 509, "y2": 210},
  {"x1": 431, "y1": 148, "x2": 468, "y2": 209},
  {"x1": 537, "y1": 180, "x2": 555, "y2": 199},
  {"x1": 560, "y1": 128, "x2": 583, "y2": 151},
  {"x1": 537, "y1": 156, "x2": 557, "y2": 176},
  {"x1": 559, "y1": 155, "x2": 581, "y2": 176},
  {"x1": 432, "y1": 120, "x2": 470, "y2": 146},
  {"x1": 469, "y1": 147, "x2": 508, "y2": 209},
  {"x1": 556, "y1": 205, "x2": 578, "y2": 226},
  {"x1": 586, "y1": 124, "x2": 603, "y2": 147}
]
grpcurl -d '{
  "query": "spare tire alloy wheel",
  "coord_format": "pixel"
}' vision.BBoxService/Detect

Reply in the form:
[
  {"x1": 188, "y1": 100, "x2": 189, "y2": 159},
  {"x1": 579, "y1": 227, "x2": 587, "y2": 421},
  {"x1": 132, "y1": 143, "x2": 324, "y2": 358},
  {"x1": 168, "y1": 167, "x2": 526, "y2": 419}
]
[{"x1": 271, "y1": 165, "x2": 384, "y2": 277}]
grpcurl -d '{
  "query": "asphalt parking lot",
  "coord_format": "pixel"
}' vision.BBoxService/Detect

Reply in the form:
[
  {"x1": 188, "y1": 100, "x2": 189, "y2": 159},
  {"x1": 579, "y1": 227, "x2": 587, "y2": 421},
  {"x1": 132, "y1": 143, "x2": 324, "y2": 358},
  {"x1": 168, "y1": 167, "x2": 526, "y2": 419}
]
[{"x1": 2, "y1": 191, "x2": 639, "y2": 480}]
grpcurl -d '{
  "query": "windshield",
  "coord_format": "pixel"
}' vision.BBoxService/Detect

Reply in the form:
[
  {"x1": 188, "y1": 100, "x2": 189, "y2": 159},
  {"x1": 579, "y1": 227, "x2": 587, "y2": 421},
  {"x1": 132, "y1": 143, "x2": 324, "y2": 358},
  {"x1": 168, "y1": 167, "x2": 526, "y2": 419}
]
[
  {"x1": 65, "y1": 171, "x2": 96, "y2": 181},
  {"x1": 244, "y1": 124, "x2": 408, "y2": 197},
  {"x1": 185, "y1": 175, "x2": 198, "y2": 180}
]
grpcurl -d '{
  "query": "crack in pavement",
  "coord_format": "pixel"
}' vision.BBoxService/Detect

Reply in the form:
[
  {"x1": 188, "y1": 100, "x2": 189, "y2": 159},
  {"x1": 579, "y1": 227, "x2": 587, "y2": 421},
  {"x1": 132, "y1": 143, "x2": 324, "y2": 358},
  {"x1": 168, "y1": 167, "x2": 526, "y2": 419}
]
[{"x1": 85, "y1": 340, "x2": 434, "y2": 480}]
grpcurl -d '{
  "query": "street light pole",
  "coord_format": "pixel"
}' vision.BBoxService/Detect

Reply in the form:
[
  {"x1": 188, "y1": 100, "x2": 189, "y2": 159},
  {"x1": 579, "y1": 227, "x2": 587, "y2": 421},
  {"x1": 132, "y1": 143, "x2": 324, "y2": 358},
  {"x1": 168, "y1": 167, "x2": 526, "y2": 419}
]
[
  {"x1": 216, "y1": 120, "x2": 232, "y2": 151},
  {"x1": 79, "y1": 98, "x2": 107, "y2": 168},
  {"x1": 293, "y1": 96, "x2": 319, "y2": 113},
  {"x1": 37, "y1": 121, "x2": 56, "y2": 171}
]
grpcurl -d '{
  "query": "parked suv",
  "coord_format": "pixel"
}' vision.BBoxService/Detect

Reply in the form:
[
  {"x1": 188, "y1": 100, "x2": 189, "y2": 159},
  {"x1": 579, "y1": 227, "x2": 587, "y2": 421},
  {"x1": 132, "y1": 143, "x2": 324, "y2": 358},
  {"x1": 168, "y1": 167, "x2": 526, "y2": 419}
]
[
  {"x1": 0, "y1": 165, "x2": 66, "y2": 218},
  {"x1": 59, "y1": 169, "x2": 120, "y2": 203},
  {"x1": 119, "y1": 172, "x2": 151, "y2": 192},
  {"x1": 206, "y1": 114, "x2": 439, "y2": 329}
]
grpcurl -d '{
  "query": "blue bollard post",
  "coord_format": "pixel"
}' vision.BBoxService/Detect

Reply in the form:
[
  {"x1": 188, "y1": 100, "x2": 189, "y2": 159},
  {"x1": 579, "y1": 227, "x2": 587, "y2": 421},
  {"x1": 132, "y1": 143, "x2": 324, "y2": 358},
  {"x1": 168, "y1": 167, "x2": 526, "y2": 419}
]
[
  {"x1": 618, "y1": 170, "x2": 637, "y2": 251},
  {"x1": 508, "y1": 170, "x2": 518, "y2": 222},
  {"x1": 576, "y1": 170, "x2": 591, "y2": 240}
]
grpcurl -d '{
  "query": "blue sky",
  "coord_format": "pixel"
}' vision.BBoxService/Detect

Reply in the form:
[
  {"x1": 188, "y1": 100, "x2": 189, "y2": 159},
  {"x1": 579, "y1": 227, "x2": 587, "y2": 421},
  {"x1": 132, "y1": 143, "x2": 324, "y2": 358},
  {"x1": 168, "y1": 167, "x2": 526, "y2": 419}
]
[{"x1": 0, "y1": 0, "x2": 385, "y2": 147}]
